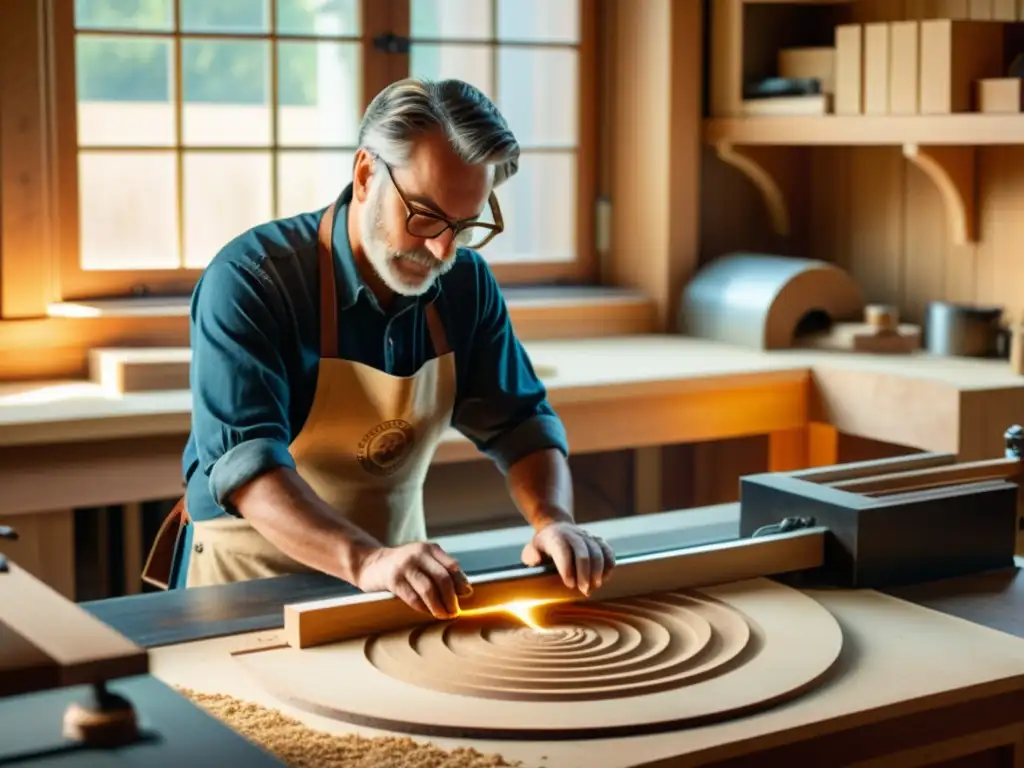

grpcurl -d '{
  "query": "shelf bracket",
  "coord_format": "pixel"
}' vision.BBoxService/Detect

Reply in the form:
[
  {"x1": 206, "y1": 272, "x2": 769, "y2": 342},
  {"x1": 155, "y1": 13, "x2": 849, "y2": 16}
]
[
  {"x1": 901, "y1": 144, "x2": 978, "y2": 245},
  {"x1": 714, "y1": 141, "x2": 790, "y2": 237}
]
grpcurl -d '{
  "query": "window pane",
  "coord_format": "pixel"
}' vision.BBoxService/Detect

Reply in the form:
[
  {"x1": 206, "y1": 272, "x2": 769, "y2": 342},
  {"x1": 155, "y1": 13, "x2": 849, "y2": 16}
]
[
  {"x1": 182, "y1": 40, "x2": 271, "y2": 146},
  {"x1": 277, "y1": 151, "x2": 354, "y2": 218},
  {"x1": 277, "y1": 42, "x2": 361, "y2": 146},
  {"x1": 78, "y1": 152, "x2": 179, "y2": 270},
  {"x1": 409, "y1": 45, "x2": 493, "y2": 99},
  {"x1": 76, "y1": 35, "x2": 175, "y2": 146},
  {"x1": 183, "y1": 152, "x2": 273, "y2": 268},
  {"x1": 485, "y1": 151, "x2": 575, "y2": 263},
  {"x1": 180, "y1": 0, "x2": 270, "y2": 33},
  {"x1": 410, "y1": 0, "x2": 491, "y2": 39},
  {"x1": 498, "y1": 48, "x2": 577, "y2": 148},
  {"x1": 74, "y1": 0, "x2": 173, "y2": 31},
  {"x1": 277, "y1": 0, "x2": 360, "y2": 36},
  {"x1": 497, "y1": 0, "x2": 579, "y2": 43}
]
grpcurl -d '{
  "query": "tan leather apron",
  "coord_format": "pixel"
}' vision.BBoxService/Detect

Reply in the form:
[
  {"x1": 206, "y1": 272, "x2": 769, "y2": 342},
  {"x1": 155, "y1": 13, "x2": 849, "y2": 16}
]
[{"x1": 142, "y1": 202, "x2": 457, "y2": 589}]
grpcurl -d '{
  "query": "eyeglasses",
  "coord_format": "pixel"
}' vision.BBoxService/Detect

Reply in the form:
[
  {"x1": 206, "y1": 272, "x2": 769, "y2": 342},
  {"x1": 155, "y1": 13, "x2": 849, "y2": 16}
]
[{"x1": 379, "y1": 159, "x2": 504, "y2": 250}]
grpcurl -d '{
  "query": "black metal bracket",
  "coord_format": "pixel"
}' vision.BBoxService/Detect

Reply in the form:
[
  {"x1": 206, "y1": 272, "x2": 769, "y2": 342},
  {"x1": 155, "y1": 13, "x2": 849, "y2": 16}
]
[{"x1": 373, "y1": 32, "x2": 410, "y2": 54}]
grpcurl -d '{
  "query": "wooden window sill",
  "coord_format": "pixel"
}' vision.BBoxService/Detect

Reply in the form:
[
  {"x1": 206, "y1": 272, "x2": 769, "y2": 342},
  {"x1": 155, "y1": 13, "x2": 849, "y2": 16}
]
[
  {"x1": 0, "y1": 286, "x2": 657, "y2": 383},
  {"x1": 45, "y1": 285, "x2": 652, "y2": 319}
]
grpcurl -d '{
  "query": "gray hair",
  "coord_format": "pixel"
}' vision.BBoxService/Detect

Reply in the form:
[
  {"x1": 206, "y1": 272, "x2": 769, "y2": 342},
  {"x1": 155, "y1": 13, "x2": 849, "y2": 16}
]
[{"x1": 357, "y1": 78, "x2": 520, "y2": 188}]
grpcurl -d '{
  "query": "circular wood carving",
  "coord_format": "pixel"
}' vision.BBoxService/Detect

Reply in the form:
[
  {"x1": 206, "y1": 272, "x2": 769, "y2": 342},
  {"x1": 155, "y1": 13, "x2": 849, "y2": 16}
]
[{"x1": 236, "y1": 579, "x2": 843, "y2": 740}]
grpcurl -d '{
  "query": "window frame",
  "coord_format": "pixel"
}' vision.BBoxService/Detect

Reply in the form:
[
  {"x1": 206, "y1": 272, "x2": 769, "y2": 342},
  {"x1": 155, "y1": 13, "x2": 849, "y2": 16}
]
[{"x1": 2, "y1": 0, "x2": 598, "y2": 311}]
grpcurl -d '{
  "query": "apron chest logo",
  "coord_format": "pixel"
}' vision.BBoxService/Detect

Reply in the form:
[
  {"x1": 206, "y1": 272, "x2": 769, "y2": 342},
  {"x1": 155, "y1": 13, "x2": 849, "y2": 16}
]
[{"x1": 357, "y1": 419, "x2": 417, "y2": 476}]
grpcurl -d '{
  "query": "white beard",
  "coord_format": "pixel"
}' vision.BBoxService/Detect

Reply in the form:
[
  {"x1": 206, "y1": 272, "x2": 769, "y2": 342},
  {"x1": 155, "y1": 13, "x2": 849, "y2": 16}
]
[{"x1": 360, "y1": 184, "x2": 455, "y2": 297}]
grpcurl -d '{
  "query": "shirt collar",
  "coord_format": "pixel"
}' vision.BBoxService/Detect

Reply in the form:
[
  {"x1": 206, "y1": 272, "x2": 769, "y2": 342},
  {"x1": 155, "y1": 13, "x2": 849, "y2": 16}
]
[{"x1": 330, "y1": 183, "x2": 441, "y2": 314}]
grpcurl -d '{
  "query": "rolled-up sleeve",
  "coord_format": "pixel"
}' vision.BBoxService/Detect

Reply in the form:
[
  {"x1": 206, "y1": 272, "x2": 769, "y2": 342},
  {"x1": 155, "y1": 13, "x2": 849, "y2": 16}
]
[
  {"x1": 451, "y1": 258, "x2": 569, "y2": 473},
  {"x1": 190, "y1": 258, "x2": 296, "y2": 509}
]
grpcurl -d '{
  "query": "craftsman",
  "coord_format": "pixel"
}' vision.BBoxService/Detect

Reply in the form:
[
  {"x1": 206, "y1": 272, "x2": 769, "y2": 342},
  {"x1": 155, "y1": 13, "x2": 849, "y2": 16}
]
[{"x1": 142, "y1": 78, "x2": 615, "y2": 619}]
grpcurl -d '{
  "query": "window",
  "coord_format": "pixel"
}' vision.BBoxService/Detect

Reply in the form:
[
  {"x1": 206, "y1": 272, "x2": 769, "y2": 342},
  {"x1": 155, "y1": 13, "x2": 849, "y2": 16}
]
[{"x1": 43, "y1": 0, "x2": 596, "y2": 303}]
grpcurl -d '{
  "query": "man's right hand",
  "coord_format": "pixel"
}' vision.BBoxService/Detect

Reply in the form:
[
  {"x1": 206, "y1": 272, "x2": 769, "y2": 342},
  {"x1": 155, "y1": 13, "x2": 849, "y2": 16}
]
[{"x1": 351, "y1": 542, "x2": 472, "y2": 619}]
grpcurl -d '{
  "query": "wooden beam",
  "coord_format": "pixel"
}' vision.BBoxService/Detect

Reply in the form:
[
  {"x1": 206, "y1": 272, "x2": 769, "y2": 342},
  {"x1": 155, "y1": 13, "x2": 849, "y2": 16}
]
[
  {"x1": 603, "y1": 0, "x2": 703, "y2": 330},
  {"x1": 283, "y1": 527, "x2": 826, "y2": 649},
  {"x1": 0, "y1": 0, "x2": 58, "y2": 319},
  {"x1": 0, "y1": 562, "x2": 148, "y2": 697},
  {"x1": 828, "y1": 456, "x2": 1021, "y2": 495}
]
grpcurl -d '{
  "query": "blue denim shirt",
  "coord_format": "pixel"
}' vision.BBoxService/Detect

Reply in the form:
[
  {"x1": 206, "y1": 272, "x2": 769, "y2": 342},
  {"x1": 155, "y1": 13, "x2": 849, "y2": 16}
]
[{"x1": 181, "y1": 185, "x2": 568, "y2": 522}]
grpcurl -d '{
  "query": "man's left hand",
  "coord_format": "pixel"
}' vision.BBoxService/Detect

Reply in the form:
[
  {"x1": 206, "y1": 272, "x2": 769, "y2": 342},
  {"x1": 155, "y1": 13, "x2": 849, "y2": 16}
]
[{"x1": 521, "y1": 521, "x2": 616, "y2": 596}]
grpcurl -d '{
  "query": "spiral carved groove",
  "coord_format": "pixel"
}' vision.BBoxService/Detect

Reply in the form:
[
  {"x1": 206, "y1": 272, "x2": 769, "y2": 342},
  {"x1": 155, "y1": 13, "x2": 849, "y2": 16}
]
[
  {"x1": 365, "y1": 592, "x2": 753, "y2": 701},
  {"x1": 236, "y1": 579, "x2": 844, "y2": 740}
]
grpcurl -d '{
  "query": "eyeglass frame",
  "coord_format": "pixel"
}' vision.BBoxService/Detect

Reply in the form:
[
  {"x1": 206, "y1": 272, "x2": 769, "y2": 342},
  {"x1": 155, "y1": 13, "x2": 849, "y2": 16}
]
[{"x1": 376, "y1": 157, "x2": 505, "y2": 250}]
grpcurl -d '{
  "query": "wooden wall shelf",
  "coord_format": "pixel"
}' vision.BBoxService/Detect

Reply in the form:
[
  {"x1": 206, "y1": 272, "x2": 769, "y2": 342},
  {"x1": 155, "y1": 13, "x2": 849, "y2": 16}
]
[
  {"x1": 703, "y1": 115, "x2": 1024, "y2": 146},
  {"x1": 705, "y1": 116, "x2": 998, "y2": 245}
]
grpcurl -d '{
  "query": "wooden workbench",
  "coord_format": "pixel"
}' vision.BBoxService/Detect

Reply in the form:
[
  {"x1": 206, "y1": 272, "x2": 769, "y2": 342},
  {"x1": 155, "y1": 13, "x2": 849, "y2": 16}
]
[
  {"x1": 3, "y1": 335, "x2": 1024, "y2": 600},
  {"x1": 5, "y1": 503, "x2": 1022, "y2": 768}
]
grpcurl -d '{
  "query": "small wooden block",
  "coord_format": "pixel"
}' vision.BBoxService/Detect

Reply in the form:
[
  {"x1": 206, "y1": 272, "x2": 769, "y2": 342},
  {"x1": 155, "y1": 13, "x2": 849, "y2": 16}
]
[
  {"x1": 797, "y1": 322, "x2": 922, "y2": 355},
  {"x1": 777, "y1": 47, "x2": 836, "y2": 94},
  {"x1": 851, "y1": 326, "x2": 922, "y2": 354},
  {"x1": 890, "y1": 21, "x2": 921, "y2": 115},
  {"x1": 864, "y1": 23, "x2": 891, "y2": 114},
  {"x1": 834, "y1": 24, "x2": 864, "y2": 115},
  {"x1": 977, "y1": 77, "x2": 1024, "y2": 112},
  {"x1": 741, "y1": 94, "x2": 831, "y2": 116},
  {"x1": 920, "y1": 19, "x2": 1005, "y2": 114},
  {"x1": 89, "y1": 347, "x2": 191, "y2": 393}
]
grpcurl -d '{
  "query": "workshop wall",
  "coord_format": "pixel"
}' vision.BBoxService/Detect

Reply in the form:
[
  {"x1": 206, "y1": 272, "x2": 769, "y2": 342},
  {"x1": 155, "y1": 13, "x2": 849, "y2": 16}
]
[{"x1": 700, "y1": 2, "x2": 1024, "y2": 326}]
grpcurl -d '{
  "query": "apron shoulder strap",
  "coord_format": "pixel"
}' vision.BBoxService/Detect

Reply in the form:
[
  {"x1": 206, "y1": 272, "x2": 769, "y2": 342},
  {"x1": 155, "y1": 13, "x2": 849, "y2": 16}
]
[
  {"x1": 317, "y1": 203, "x2": 340, "y2": 359},
  {"x1": 425, "y1": 302, "x2": 451, "y2": 356}
]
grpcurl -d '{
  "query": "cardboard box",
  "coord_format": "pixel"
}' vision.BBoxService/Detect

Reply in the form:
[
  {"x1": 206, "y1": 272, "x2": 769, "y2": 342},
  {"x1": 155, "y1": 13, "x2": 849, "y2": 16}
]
[
  {"x1": 919, "y1": 19, "x2": 1005, "y2": 113},
  {"x1": 864, "y1": 23, "x2": 891, "y2": 114},
  {"x1": 889, "y1": 21, "x2": 921, "y2": 114},
  {"x1": 834, "y1": 24, "x2": 864, "y2": 115}
]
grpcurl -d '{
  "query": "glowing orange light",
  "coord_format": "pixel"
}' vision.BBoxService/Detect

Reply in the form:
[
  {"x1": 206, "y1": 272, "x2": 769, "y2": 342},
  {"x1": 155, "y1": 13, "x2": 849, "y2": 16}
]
[{"x1": 457, "y1": 598, "x2": 568, "y2": 631}]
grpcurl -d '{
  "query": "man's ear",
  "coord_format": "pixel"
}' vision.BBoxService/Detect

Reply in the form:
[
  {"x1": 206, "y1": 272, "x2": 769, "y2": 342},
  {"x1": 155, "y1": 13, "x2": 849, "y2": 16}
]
[{"x1": 352, "y1": 149, "x2": 375, "y2": 203}]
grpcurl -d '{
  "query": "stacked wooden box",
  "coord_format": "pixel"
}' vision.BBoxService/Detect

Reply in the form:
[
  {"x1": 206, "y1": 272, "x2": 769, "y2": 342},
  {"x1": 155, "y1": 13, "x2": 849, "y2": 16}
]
[{"x1": 800, "y1": 19, "x2": 1024, "y2": 115}]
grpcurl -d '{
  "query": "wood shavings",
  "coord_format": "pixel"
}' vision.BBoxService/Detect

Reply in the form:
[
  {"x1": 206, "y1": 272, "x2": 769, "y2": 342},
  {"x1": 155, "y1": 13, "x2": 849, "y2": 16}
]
[{"x1": 177, "y1": 688, "x2": 526, "y2": 768}]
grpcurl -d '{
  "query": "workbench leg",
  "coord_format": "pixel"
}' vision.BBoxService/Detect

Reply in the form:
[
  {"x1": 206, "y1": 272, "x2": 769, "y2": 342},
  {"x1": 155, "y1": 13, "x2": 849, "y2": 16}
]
[
  {"x1": 808, "y1": 422, "x2": 839, "y2": 466},
  {"x1": 633, "y1": 447, "x2": 663, "y2": 514},
  {"x1": 0, "y1": 510, "x2": 75, "y2": 599},
  {"x1": 769, "y1": 423, "x2": 838, "y2": 473},
  {"x1": 768, "y1": 429, "x2": 808, "y2": 472},
  {"x1": 122, "y1": 503, "x2": 143, "y2": 595}
]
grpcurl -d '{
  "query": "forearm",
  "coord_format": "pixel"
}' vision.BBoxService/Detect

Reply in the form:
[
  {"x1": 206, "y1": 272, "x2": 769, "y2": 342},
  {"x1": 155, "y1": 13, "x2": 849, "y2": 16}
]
[
  {"x1": 227, "y1": 466, "x2": 382, "y2": 583},
  {"x1": 506, "y1": 448, "x2": 575, "y2": 530}
]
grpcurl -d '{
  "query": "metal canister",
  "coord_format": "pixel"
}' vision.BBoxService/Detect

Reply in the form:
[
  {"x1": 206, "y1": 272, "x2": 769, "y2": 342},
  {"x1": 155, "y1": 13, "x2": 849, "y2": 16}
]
[{"x1": 924, "y1": 301, "x2": 1007, "y2": 358}]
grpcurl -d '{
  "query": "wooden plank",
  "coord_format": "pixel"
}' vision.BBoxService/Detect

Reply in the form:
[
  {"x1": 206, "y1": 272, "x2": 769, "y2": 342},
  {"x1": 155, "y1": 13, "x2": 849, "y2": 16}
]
[
  {"x1": 790, "y1": 452, "x2": 957, "y2": 483},
  {"x1": 0, "y1": 619, "x2": 59, "y2": 696},
  {"x1": 283, "y1": 528, "x2": 826, "y2": 649},
  {"x1": 0, "y1": 563, "x2": 148, "y2": 694},
  {"x1": 829, "y1": 456, "x2": 1020, "y2": 494}
]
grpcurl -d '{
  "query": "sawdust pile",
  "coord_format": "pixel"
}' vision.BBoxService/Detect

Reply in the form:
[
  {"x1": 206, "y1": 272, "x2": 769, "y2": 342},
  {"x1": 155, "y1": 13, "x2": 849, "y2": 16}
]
[{"x1": 179, "y1": 688, "x2": 527, "y2": 768}]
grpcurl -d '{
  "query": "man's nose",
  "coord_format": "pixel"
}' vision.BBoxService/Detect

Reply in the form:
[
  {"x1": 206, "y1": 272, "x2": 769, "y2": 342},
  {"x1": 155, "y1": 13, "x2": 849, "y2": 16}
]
[{"x1": 425, "y1": 229, "x2": 455, "y2": 261}]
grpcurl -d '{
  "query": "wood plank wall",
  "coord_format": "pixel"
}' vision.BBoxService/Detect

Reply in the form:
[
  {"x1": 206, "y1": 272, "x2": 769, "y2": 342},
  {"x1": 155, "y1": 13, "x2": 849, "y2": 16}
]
[{"x1": 692, "y1": 0, "x2": 1024, "y2": 505}]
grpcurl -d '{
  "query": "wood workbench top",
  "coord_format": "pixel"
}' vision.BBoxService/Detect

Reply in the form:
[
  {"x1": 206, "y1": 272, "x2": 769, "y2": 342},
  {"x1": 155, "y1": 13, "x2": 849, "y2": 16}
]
[
  {"x1": 75, "y1": 503, "x2": 1024, "y2": 768},
  {"x1": 2, "y1": 335, "x2": 1022, "y2": 448}
]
